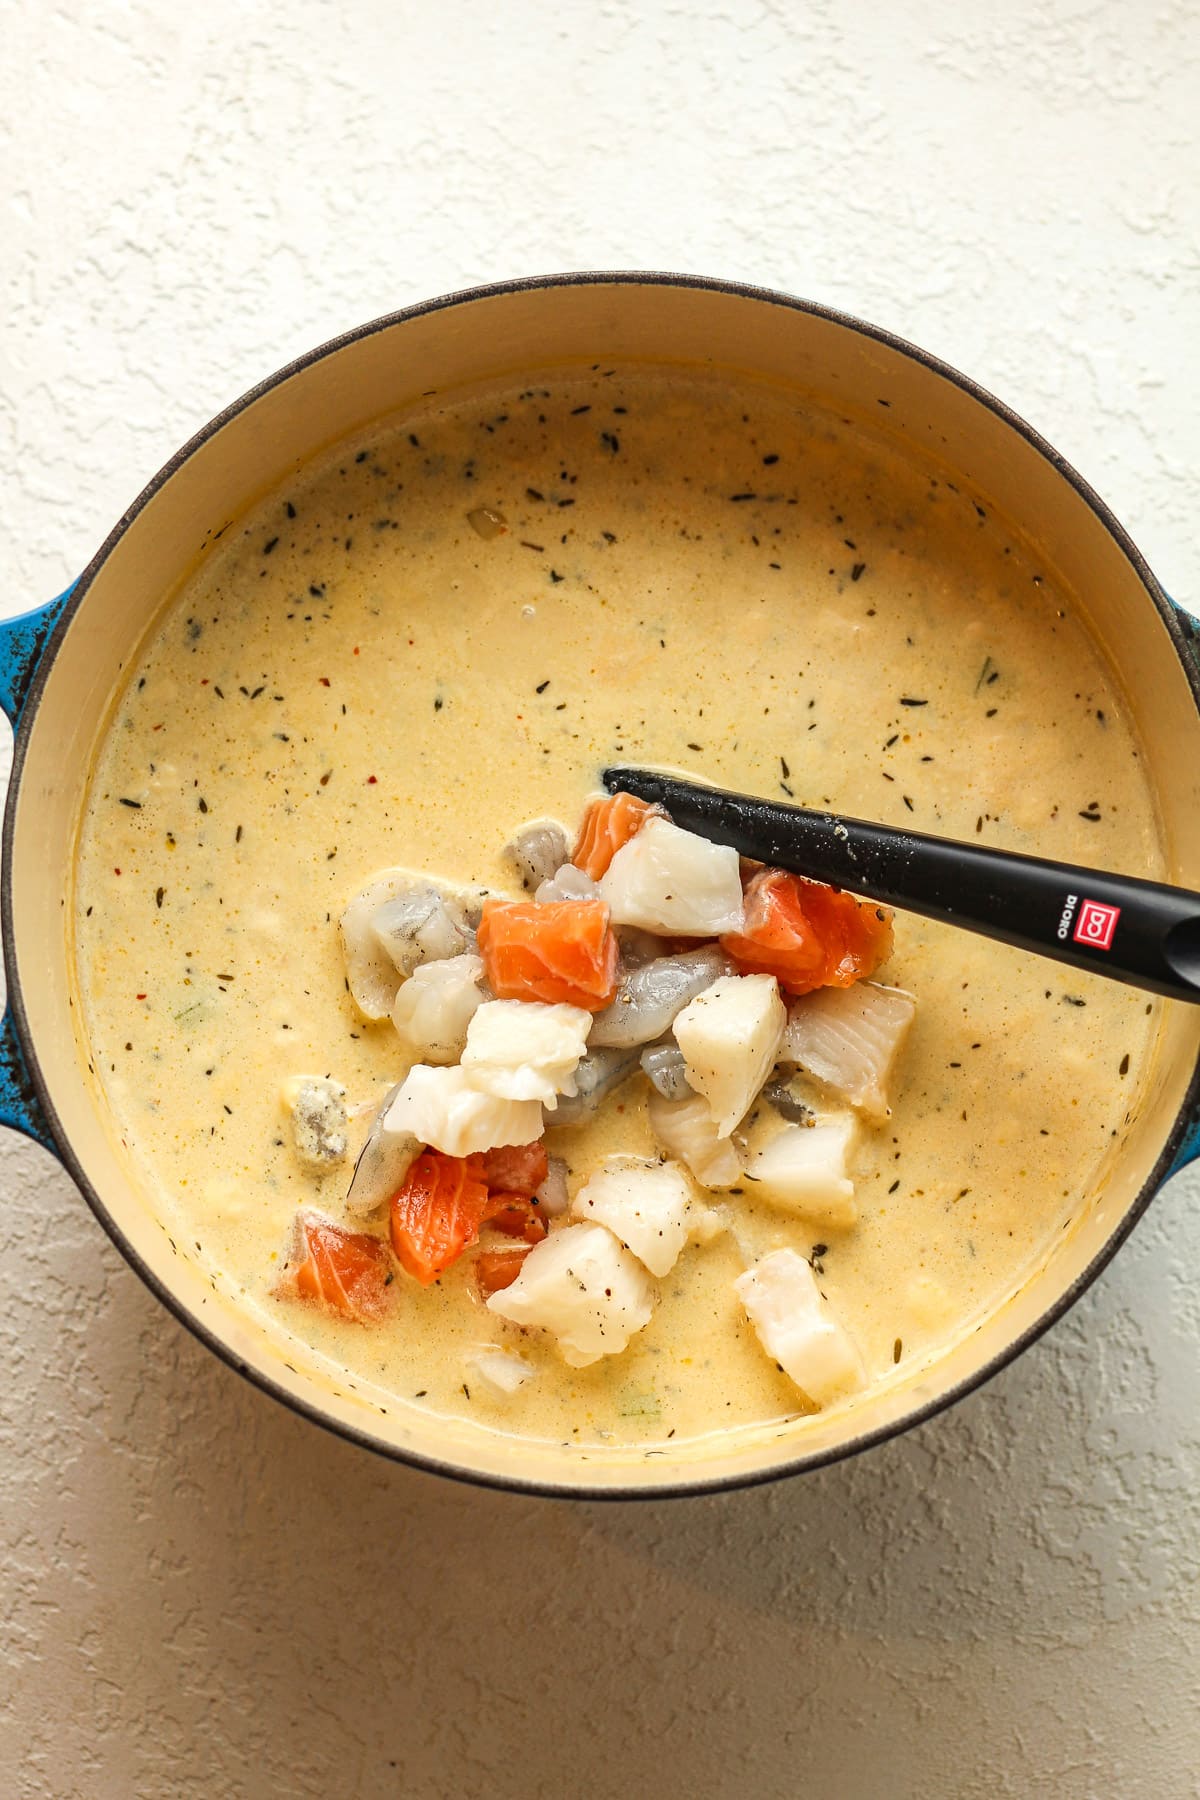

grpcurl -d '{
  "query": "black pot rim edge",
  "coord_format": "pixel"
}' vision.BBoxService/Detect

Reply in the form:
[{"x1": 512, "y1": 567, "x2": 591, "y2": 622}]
[{"x1": 5, "y1": 268, "x2": 1199, "y2": 1502}]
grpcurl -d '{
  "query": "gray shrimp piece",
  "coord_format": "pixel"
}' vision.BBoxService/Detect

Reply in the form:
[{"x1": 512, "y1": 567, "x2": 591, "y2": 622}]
[
  {"x1": 761, "y1": 1080, "x2": 816, "y2": 1125},
  {"x1": 588, "y1": 946, "x2": 729, "y2": 1048},
  {"x1": 639, "y1": 1041, "x2": 694, "y2": 1102},
  {"x1": 503, "y1": 820, "x2": 570, "y2": 892},
  {"x1": 544, "y1": 1047, "x2": 640, "y2": 1127},
  {"x1": 345, "y1": 1082, "x2": 420, "y2": 1216}
]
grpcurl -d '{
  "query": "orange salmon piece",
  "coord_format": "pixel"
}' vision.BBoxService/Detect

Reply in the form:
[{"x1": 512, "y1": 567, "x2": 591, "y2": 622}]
[
  {"x1": 476, "y1": 898, "x2": 619, "y2": 1010},
  {"x1": 474, "y1": 1248, "x2": 533, "y2": 1298},
  {"x1": 280, "y1": 1210, "x2": 394, "y2": 1323},
  {"x1": 483, "y1": 1193, "x2": 549, "y2": 1245},
  {"x1": 721, "y1": 868, "x2": 894, "y2": 996},
  {"x1": 573, "y1": 792, "x2": 664, "y2": 880},
  {"x1": 390, "y1": 1149, "x2": 493, "y2": 1285},
  {"x1": 482, "y1": 1142, "x2": 549, "y2": 1197}
]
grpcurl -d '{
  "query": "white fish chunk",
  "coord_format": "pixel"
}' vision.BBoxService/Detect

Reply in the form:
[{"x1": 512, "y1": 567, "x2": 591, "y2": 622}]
[
  {"x1": 781, "y1": 982, "x2": 916, "y2": 1124},
  {"x1": 282, "y1": 1076, "x2": 348, "y2": 1167},
  {"x1": 742, "y1": 1114, "x2": 858, "y2": 1230},
  {"x1": 340, "y1": 869, "x2": 470, "y2": 1020},
  {"x1": 504, "y1": 820, "x2": 570, "y2": 892},
  {"x1": 673, "y1": 973, "x2": 786, "y2": 1136},
  {"x1": 464, "y1": 1347, "x2": 536, "y2": 1396},
  {"x1": 589, "y1": 945, "x2": 728, "y2": 1048},
  {"x1": 534, "y1": 863, "x2": 601, "y2": 904},
  {"x1": 598, "y1": 817, "x2": 744, "y2": 936},
  {"x1": 461, "y1": 999, "x2": 592, "y2": 1106},
  {"x1": 487, "y1": 1222, "x2": 655, "y2": 1367},
  {"x1": 345, "y1": 1082, "x2": 419, "y2": 1216},
  {"x1": 570, "y1": 1156, "x2": 694, "y2": 1277},
  {"x1": 735, "y1": 1248, "x2": 865, "y2": 1407},
  {"x1": 386, "y1": 1065, "x2": 542, "y2": 1158},
  {"x1": 391, "y1": 954, "x2": 485, "y2": 1064},
  {"x1": 647, "y1": 1089, "x2": 741, "y2": 1189}
]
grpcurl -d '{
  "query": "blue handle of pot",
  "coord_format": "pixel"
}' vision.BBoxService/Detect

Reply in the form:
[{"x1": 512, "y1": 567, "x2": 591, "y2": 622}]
[
  {"x1": 0, "y1": 585, "x2": 76, "y2": 1154},
  {"x1": 1168, "y1": 594, "x2": 1200, "y2": 1175}
]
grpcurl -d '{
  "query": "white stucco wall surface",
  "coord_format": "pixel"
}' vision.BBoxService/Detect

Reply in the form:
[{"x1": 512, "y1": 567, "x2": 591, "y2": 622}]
[{"x1": 2, "y1": 3, "x2": 1199, "y2": 1795}]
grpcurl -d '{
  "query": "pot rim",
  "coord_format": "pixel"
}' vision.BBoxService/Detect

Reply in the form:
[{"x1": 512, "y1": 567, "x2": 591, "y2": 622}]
[{"x1": 6, "y1": 268, "x2": 1199, "y2": 1500}]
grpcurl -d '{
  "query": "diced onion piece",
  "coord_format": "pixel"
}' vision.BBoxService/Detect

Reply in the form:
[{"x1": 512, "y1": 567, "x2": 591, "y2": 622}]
[
  {"x1": 534, "y1": 1154, "x2": 570, "y2": 1217},
  {"x1": 742, "y1": 1115, "x2": 858, "y2": 1230},
  {"x1": 386, "y1": 1065, "x2": 542, "y2": 1158},
  {"x1": 391, "y1": 954, "x2": 485, "y2": 1063},
  {"x1": 504, "y1": 820, "x2": 570, "y2": 892},
  {"x1": 461, "y1": 999, "x2": 592, "y2": 1105},
  {"x1": 570, "y1": 1156, "x2": 694, "y2": 1277},
  {"x1": 673, "y1": 972, "x2": 786, "y2": 1135},
  {"x1": 281, "y1": 1075, "x2": 348, "y2": 1166},
  {"x1": 598, "y1": 817, "x2": 745, "y2": 936},
  {"x1": 782, "y1": 982, "x2": 916, "y2": 1123},
  {"x1": 464, "y1": 1347, "x2": 536, "y2": 1395},
  {"x1": 735, "y1": 1248, "x2": 865, "y2": 1407},
  {"x1": 487, "y1": 1221, "x2": 655, "y2": 1367},
  {"x1": 646, "y1": 1089, "x2": 741, "y2": 1189},
  {"x1": 345, "y1": 1082, "x2": 420, "y2": 1217},
  {"x1": 589, "y1": 946, "x2": 728, "y2": 1048}
]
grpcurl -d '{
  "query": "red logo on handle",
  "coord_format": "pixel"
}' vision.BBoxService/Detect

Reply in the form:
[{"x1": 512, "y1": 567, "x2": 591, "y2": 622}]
[{"x1": 1074, "y1": 898, "x2": 1120, "y2": 951}]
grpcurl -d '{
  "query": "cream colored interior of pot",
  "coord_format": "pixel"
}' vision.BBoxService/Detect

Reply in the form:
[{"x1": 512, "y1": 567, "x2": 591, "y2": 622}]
[{"x1": 15, "y1": 280, "x2": 1199, "y2": 1492}]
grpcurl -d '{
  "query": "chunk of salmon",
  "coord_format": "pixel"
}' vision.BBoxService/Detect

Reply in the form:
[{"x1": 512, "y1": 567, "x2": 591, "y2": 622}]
[
  {"x1": 390, "y1": 1148, "x2": 493, "y2": 1285},
  {"x1": 721, "y1": 868, "x2": 893, "y2": 996},
  {"x1": 483, "y1": 1195, "x2": 549, "y2": 1244},
  {"x1": 573, "y1": 791, "x2": 664, "y2": 880},
  {"x1": 278, "y1": 1209, "x2": 393, "y2": 1322},
  {"x1": 474, "y1": 1248, "x2": 534, "y2": 1298},
  {"x1": 482, "y1": 1142, "x2": 550, "y2": 1197},
  {"x1": 476, "y1": 898, "x2": 619, "y2": 1010}
]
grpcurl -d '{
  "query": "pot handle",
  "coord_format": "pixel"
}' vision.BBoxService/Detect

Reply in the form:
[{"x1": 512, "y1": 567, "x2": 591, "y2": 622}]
[
  {"x1": 1167, "y1": 596, "x2": 1200, "y2": 1174},
  {"x1": 0, "y1": 586, "x2": 77, "y2": 1154}
]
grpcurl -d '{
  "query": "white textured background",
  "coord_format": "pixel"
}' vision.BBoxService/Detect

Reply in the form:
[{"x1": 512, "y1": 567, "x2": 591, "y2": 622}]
[{"x1": 3, "y1": 4, "x2": 1199, "y2": 1796}]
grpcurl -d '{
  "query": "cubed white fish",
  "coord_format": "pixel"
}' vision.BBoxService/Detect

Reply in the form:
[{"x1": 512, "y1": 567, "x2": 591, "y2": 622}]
[
  {"x1": 570, "y1": 1156, "x2": 694, "y2": 1276},
  {"x1": 386, "y1": 1064, "x2": 542, "y2": 1158},
  {"x1": 782, "y1": 982, "x2": 916, "y2": 1123},
  {"x1": 461, "y1": 999, "x2": 592, "y2": 1105},
  {"x1": 487, "y1": 1222, "x2": 655, "y2": 1367},
  {"x1": 742, "y1": 1114, "x2": 858, "y2": 1230},
  {"x1": 673, "y1": 973, "x2": 786, "y2": 1135},
  {"x1": 647, "y1": 1089, "x2": 742, "y2": 1189},
  {"x1": 735, "y1": 1248, "x2": 865, "y2": 1407},
  {"x1": 598, "y1": 817, "x2": 744, "y2": 936},
  {"x1": 391, "y1": 954, "x2": 485, "y2": 1064}
]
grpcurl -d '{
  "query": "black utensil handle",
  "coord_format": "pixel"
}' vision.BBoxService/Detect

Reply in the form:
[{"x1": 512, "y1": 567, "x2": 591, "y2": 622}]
[{"x1": 603, "y1": 768, "x2": 1200, "y2": 1004}]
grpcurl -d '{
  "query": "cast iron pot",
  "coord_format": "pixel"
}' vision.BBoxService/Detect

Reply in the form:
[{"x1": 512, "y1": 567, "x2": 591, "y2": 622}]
[{"x1": 3, "y1": 274, "x2": 1198, "y2": 1496}]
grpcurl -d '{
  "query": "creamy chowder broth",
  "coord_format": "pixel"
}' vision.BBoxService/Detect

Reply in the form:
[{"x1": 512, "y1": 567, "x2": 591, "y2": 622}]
[{"x1": 73, "y1": 366, "x2": 1162, "y2": 1451}]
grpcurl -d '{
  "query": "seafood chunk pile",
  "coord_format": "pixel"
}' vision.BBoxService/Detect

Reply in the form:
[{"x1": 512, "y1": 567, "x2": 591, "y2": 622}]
[{"x1": 276, "y1": 791, "x2": 915, "y2": 1413}]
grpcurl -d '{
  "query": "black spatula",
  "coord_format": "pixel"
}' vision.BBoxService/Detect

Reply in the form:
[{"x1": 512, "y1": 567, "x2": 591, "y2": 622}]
[{"x1": 602, "y1": 768, "x2": 1200, "y2": 1004}]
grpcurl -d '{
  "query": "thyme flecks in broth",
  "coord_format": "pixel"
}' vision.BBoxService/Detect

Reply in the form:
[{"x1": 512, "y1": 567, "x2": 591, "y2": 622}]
[{"x1": 73, "y1": 366, "x2": 1161, "y2": 1451}]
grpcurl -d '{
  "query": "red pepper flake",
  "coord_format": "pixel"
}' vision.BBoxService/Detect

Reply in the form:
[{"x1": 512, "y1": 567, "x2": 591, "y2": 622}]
[
  {"x1": 136, "y1": 993, "x2": 147, "y2": 1000},
  {"x1": 200, "y1": 679, "x2": 209, "y2": 686},
  {"x1": 353, "y1": 646, "x2": 360, "y2": 656},
  {"x1": 318, "y1": 677, "x2": 330, "y2": 687},
  {"x1": 114, "y1": 867, "x2": 122, "y2": 875},
  {"x1": 366, "y1": 775, "x2": 377, "y2": 784}
]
